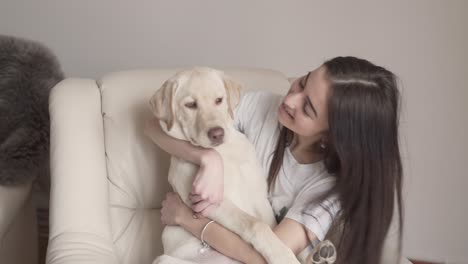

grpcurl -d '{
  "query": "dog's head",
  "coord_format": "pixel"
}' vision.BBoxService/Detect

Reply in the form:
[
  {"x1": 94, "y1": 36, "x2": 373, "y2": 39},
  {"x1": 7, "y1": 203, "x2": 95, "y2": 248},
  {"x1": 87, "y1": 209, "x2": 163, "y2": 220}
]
[{"x1": 149, "y1": 67, "x2": 241, "y2": 148}]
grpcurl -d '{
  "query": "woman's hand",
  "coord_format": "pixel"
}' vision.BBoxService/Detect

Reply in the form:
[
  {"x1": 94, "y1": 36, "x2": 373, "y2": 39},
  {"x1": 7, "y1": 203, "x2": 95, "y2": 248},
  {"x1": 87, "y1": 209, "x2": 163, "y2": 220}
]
[
  {"x1": 145, "y1": 117, "x2": 224, "y2": 217},
  {"x1": 190, "y1": 150, "x2": 224, "y2": 217},
  {"x1": 161, "y1": 192, "x2": 192, "y2": 226}
]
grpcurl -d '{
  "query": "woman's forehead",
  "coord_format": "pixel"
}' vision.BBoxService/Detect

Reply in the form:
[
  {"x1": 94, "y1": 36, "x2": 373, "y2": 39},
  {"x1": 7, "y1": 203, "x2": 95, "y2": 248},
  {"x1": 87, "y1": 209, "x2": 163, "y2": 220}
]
[
  {"x1": 308, "y1": 67, "x2": 328, "y2": 88},
  {"x1": 305, "y1": 67, "x2": 330, "y2": 108}
]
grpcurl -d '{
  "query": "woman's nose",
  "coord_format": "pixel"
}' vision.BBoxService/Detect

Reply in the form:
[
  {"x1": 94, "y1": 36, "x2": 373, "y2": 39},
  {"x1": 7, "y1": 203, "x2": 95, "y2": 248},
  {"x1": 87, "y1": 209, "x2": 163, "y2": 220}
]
[
  {"x1": 284, "y1": 103, "x2": 295, "y2": 116},
  {"x1": 284, "y1": 92, "x2": 302, "y2": 111}
]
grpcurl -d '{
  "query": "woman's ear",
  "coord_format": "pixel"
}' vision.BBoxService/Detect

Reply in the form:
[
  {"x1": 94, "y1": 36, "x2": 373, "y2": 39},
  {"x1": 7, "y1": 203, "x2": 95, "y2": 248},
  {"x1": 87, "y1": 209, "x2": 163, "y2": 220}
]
[
  {"x1": 222, "y1": 75, "x2": 242, "y2": 119},
  {"x1": 149, "y1": 79, "x2": 178, "y2": 131}
]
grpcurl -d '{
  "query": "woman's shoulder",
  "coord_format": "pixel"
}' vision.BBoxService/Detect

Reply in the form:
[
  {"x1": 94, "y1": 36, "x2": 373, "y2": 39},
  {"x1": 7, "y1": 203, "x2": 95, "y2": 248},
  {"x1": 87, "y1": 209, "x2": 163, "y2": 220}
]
[
  {"x1": 240, "y1": 89, "x2": 282, "y2": 105},
  {"x1": 237, "y1": 89, "x2": 282, "y2": 116},
  {"x1": 234, "y1": 90, "x2": 282, "y2": 117},
  {"x1": 233, "y1": 89, "x2": 283, "y2": 140}
]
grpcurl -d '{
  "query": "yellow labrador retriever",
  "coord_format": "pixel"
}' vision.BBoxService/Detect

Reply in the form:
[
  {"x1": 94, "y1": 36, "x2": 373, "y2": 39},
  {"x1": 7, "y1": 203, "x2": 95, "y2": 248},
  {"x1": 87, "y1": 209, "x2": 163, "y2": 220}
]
[{"x1": 149, "y1": 68, "x2": 300, "y2": 264}]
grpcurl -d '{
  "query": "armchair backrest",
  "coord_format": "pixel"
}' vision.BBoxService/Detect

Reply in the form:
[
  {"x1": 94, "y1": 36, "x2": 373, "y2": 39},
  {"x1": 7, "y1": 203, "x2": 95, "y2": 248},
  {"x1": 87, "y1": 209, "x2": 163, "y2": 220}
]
[{"x1": 48, "y1": 67, "x2": 290, "y2": 264}]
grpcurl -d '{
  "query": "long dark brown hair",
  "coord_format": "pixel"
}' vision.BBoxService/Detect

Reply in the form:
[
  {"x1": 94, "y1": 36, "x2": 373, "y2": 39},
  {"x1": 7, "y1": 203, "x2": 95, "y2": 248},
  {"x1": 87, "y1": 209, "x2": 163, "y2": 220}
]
[{"x1": 267, "y1": 56, "x2": 403, "y2": 264}]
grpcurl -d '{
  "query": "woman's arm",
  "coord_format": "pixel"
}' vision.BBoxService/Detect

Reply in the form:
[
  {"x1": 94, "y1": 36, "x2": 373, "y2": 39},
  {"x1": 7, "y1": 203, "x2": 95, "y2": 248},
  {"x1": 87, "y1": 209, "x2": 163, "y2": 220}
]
[
  {"x1": 162, "y1": 193, "x2": 316, "y2": 263},
  {"x1": 180, "y1": 210, "x2": 316, "y2": 263},
  {"x1": 162, "y1": 192, "x2": 266, "y2": 264},
  {"x1": 145, "y1": 117, "x2": 224, "y2": 214},
  {"x1": 273, "y1": 218, "x2": 317, "y2": 255},
  {"x1": 180, "y1": 215, "x2": 267, "y2": 264},
  {"x1": 144, "y1": 117, "x2": 214, "y2": 165}
]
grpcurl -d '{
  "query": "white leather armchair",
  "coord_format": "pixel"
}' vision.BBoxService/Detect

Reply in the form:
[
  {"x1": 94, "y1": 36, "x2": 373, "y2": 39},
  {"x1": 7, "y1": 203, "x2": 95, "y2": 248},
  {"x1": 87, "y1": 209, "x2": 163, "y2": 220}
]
[
  {"x1": 46, "y1": 68, "x2": 290, "y2": 264},
  {"x1": 46, "y1": 68, "x2": 411, "y2": 264}
]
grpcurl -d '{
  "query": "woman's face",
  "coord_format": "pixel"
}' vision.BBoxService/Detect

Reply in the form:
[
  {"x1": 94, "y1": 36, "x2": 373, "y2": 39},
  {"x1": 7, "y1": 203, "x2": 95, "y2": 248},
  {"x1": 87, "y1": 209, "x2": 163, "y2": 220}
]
[{"x1": 278, "y1": 66, "x2": 330, "y2": 138}]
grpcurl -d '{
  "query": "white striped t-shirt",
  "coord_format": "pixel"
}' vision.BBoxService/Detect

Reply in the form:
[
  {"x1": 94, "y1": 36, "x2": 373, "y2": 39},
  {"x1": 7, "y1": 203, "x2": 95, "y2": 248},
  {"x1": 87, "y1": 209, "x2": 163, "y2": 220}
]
[{"x1": 233, "y1": 90, "x2": 340, "y2": 242}]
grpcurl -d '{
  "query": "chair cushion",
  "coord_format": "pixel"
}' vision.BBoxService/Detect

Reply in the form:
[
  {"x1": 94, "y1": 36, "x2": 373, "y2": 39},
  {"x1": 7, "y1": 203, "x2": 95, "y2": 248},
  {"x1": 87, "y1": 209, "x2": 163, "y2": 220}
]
[{"x1": 96, "y1": 67, "x2": 290, "y2": 263}]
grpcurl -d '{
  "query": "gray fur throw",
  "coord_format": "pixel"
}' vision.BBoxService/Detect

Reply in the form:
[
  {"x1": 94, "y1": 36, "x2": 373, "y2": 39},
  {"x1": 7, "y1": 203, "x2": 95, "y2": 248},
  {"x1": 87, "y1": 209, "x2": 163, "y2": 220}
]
[{"x1": 0, "y1": 35, "x2": 64, "y2": 186}]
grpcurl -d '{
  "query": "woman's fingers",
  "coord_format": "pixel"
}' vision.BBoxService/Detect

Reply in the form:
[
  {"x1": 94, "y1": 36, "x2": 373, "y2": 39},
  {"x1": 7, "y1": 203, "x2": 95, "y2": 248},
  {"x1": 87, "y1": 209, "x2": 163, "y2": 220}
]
[
  {"x1": 199, "y1": 203, "x2": 218, "y2": 217},
  {"x1": 189, "y1": 193, "x2": 204, "y2": 203},
  {"x1": 192, "y1": 200, "x2": 212, "y2": 214}
]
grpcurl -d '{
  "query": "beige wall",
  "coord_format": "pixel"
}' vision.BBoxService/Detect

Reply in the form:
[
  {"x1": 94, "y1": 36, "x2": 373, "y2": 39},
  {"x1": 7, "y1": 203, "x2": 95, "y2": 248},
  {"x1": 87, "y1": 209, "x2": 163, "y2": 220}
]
[{"x1": 1, "y1": 0, "x2": 467, "y2": 263}]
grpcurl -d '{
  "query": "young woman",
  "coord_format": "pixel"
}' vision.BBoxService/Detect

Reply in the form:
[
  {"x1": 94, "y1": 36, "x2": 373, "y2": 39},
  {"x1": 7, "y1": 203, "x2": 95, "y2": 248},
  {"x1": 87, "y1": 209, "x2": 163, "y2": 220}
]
[{"x1": 147, "y1": 56, "x2": 403, "y2": 264}]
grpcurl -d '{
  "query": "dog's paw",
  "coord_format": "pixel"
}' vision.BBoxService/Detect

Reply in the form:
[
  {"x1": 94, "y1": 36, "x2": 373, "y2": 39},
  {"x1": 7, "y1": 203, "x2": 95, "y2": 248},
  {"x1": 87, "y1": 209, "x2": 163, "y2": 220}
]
[{"x1": 306, "y1": 240, "x2": 336, "y2": 264}]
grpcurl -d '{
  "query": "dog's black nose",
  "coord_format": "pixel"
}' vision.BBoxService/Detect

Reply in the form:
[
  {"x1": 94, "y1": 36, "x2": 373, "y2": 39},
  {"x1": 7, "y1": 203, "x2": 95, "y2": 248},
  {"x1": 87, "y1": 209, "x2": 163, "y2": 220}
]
[{"x1": 208, "y1": 127, "x2": 224, "y2": 144}]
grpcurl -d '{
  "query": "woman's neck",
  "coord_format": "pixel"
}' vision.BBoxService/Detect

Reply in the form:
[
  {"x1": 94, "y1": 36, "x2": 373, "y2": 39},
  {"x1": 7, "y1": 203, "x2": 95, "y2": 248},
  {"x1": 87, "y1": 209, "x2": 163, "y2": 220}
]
[{"x1": 289, "y1": 134, "x2": 324, "y2": 164}]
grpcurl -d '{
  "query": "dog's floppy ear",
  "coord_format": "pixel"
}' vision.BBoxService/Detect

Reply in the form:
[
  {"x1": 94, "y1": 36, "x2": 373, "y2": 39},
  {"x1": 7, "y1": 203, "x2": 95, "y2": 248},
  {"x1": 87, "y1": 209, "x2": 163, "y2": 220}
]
[
  {"x1": 149, "y1": 79, "x2": 178, "y2": 131},
  {"x1": 223, "y1": 75, "x2": 242, "y2": 119}
]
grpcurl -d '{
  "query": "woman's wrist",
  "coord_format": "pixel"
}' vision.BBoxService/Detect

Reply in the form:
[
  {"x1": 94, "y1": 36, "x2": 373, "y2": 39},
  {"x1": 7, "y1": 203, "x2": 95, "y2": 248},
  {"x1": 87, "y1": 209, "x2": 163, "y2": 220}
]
[
  {"x1": 179, "y1": 213, "x2": 210, "y2": 238},
  {"x1": 175, "y1": 205, "x2": 194, "y2": 226},
  {"x1": 200, "y1": 149, "x2": 221, "y2": 166}
]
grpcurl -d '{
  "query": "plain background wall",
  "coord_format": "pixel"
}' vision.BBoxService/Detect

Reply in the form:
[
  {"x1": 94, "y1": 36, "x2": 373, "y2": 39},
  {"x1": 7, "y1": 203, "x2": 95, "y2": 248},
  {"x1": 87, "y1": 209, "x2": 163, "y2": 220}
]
[{"x1": 1, "y1": 0, "x2": 467, "y2": 263}]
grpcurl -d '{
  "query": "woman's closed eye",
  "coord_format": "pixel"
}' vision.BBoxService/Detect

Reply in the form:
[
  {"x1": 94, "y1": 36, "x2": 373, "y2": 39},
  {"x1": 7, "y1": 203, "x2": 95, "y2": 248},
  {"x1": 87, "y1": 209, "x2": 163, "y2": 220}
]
[
  {"x1": 299, "y1": 78, "x2": 313, "y2": 118},
  {"x1": 303, "y1": 101, "x2": 312, "y2": 118}
]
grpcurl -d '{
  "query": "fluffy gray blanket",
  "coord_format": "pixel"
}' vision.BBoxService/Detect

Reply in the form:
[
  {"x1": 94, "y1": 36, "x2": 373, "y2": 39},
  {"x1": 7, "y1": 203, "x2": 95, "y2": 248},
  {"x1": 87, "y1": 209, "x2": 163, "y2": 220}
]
[{"x1": 0, "y1": 35, "x2": 64, "y2": 186}]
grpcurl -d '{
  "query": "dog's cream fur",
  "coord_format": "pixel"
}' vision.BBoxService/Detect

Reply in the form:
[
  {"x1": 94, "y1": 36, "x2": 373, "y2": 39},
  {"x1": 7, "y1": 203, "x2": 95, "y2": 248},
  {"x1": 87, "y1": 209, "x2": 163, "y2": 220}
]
[{"x1": 149, "y1": 68, "x2": 300, "y2": 264}]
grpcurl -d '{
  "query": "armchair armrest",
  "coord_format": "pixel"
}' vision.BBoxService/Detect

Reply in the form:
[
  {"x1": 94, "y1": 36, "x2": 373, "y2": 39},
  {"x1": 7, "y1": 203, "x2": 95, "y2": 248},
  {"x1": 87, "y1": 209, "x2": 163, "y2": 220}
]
[{"x1": 47, "y1": 79, "x2": 119, "y2": 264}]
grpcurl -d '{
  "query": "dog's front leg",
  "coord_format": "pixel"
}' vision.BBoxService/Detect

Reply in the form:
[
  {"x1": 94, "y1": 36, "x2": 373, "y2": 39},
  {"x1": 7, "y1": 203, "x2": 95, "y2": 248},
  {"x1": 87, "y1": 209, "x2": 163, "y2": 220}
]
[{"x1": 208, "y1": 200, "x2": 301, "y2": 264}]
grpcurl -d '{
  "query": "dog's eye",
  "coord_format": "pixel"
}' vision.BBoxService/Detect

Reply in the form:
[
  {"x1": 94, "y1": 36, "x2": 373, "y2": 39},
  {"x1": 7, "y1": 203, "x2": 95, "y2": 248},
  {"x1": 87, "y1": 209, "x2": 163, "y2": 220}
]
[
  {"x1": 185, "y1": 102, "x2": 197, "y2": 109},
  {"x1": 215, "y1": 97, "x2": 223, "y2": 105}
]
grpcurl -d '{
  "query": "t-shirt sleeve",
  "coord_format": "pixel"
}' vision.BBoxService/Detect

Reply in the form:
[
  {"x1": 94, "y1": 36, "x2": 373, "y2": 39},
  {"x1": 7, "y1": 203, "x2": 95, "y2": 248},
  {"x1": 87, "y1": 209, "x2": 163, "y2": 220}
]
[
  {"x1": 233, "y1": 90, "x2": 280, "y2": 137},
  {"x1": 285, "y1": 178, "x2": 340, "y2": 241},
  {"x1": 233, "y1": 91, "x2": 252, "y2": 134}
]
